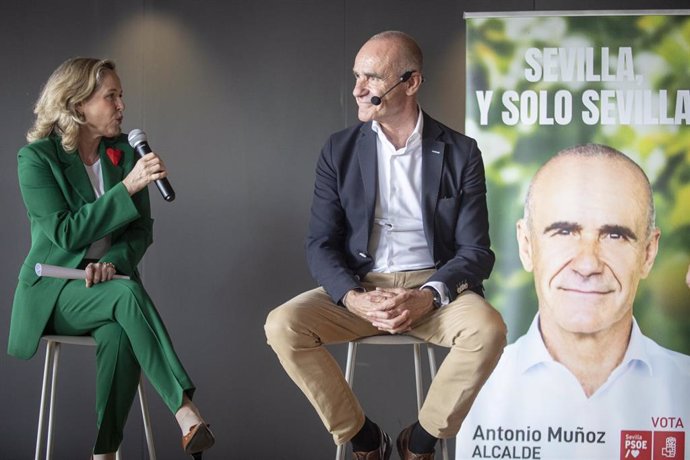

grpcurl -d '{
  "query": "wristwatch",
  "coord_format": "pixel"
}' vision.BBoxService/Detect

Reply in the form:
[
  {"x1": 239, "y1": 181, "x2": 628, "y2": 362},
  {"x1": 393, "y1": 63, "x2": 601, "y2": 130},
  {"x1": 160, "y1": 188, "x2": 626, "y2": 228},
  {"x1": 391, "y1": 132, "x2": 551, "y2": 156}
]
[{"x1": 423, "y1": 287, "x2": 442, "y2": 309}]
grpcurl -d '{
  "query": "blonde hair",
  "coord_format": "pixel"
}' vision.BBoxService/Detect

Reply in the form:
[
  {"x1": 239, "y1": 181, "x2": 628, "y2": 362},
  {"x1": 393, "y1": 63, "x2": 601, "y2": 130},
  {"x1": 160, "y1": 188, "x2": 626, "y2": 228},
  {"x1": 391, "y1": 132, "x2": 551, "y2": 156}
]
[{"x1": 27, "y1": 57, "x2": 116, "y2": 152}]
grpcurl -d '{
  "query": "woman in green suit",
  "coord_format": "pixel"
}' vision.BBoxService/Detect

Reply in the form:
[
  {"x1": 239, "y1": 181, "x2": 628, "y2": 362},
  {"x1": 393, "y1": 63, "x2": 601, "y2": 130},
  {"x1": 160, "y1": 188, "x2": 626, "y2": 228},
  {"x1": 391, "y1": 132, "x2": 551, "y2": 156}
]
[{"x1": 9, "y1": 57, "x2": 215, "y2": 459}]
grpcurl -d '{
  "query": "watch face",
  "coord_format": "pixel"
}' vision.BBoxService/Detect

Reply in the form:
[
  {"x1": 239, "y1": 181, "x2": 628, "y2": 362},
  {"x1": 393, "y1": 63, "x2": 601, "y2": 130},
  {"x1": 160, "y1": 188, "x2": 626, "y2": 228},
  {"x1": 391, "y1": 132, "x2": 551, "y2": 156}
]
[
  {"x1": 423, "y1": 287, "x2": 442, "y2": 308},
  {"x1": 433, "y1": 296, "x2": 442, "y2": 308},
  {"x1": 431, "y1": 291, "x2": 442, "y2": 308}
]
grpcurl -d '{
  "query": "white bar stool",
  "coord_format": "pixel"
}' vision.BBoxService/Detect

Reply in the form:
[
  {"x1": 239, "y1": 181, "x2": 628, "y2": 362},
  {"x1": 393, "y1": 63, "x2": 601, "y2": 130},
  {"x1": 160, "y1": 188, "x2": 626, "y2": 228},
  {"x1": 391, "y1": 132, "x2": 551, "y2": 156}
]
[
  {"x1": 35, "y1": 335, "x2": 157, "y2": 460},
  {"x1": 335, "y1": 334, "x2": 449, "y2": 460}
]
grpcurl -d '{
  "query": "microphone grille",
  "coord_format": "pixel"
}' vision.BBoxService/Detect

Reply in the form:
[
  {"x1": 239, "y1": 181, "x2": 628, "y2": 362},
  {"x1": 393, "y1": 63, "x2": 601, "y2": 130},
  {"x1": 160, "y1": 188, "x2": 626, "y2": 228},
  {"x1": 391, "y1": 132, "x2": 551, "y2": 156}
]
[
  {"x1": 128, "y1": 129, "x2": 147, "y2": 147},
  {"x1": 370, "y1": 96, "x2": 382, "y2": 106}
]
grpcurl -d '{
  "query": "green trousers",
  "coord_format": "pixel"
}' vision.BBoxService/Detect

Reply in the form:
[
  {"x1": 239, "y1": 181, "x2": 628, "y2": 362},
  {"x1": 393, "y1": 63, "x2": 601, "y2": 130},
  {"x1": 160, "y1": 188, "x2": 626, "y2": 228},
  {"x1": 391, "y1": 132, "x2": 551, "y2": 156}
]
[{"x1": 48, "y1": 278, "x2": 195, "y2": 454}]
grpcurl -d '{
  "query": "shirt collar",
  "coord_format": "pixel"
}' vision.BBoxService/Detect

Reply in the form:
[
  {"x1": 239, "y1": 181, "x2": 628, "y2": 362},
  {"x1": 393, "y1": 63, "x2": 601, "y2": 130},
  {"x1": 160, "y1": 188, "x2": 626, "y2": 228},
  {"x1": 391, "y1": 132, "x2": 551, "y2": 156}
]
[
  {"x1": 516, "y1": 313, "x2": 652, "y2": 376},
  {"x1": 371, "y1": 106, "x2": 424, "y2": 149},
  {"x1": 516, "y1": 314, "x2": 554, "y2": 374},
  {"x1": 619, "y1": 317, "x2": 652, "y2": 375}
]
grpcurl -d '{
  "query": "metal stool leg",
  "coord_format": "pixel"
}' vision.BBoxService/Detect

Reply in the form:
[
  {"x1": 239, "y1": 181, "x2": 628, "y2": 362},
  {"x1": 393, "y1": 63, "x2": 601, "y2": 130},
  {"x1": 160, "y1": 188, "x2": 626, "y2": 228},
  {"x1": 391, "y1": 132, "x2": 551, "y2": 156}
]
[
  {"x1": 424, "y1": 345, "x2": 448, "y2": 460},
  {"x1": 36, "y1": 341, "x2": 56, "y2": 460},
  {"x1": 114, "y1": 375, "x2": 157, "y2": 460},
  {"x1": 45, "y1": 342, "x2": 61, "y2": 460},
  {"x1": 413, "y1": 343, "x2": 423, "y2": 412},
  {"x1": 344, "y1": 341, "x2": 358, "y2": 386},
  {"x1": 426, "y1": 345, "x2": 438, "y2": 378},
  {"x1": 336, "y1": 342, "x2": 358, "y2": 460},
  {"x1": 110, "y1": 378, "x2": 157, "y2": 460},
  {"x1": 138, "y1": 375, "x2": 157, "y2": 459}
]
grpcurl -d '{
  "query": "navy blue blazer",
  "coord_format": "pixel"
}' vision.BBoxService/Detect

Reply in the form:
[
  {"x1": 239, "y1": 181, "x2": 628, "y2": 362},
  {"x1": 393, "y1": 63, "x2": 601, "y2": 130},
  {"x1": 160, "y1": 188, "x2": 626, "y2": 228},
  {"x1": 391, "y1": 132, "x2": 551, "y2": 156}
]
[{"x1": 306, "y1": 112, "x2": 495, "y2": 304}]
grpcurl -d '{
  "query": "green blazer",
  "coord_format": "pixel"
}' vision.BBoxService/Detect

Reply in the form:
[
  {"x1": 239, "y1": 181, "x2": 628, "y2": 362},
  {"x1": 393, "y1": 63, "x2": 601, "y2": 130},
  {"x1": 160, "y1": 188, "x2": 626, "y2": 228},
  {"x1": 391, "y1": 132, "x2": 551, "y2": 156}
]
[{"x1": 8, "y1": 134, "x2": 153, "y2": 359}]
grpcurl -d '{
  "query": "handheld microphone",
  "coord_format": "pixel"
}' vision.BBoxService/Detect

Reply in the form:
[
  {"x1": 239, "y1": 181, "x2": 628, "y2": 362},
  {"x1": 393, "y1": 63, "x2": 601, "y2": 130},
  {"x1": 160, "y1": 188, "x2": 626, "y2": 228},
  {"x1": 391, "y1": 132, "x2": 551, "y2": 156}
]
[
  {"x1": 128, "y1": 129, "x2": 176, "y2": 202},
  {"x1": 370, "y1": 70, "x2": 414, "y2": 106}
]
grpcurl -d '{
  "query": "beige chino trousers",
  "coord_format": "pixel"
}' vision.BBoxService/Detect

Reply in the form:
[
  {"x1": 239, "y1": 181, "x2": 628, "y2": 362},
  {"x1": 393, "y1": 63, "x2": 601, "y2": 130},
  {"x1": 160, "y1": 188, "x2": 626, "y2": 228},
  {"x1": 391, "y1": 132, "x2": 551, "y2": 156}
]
[{"x1": 265, "y1": 269, "x2": 507, "y2": 445}]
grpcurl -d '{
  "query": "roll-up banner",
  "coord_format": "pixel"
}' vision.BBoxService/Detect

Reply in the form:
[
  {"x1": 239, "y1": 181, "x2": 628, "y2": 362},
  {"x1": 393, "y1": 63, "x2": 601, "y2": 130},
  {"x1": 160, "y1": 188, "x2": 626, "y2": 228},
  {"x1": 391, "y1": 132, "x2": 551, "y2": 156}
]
[{"x1": 458, "y1": 11, "x2": 690, "y2": 460}]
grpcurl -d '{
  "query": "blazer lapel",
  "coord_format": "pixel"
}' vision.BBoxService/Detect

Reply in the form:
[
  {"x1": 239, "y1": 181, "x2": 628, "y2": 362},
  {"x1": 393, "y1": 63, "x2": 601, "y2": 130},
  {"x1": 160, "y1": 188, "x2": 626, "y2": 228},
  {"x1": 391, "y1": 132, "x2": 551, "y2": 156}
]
[
  {"x1": 421, "y1": 115, "x2": 445, "y2": 259},
  {"x1": 357, "y1": 125, "x2": 378, "y2": 238},
  {"x1": 59, "y1": 144, "x2": 96, "y2": 203}
]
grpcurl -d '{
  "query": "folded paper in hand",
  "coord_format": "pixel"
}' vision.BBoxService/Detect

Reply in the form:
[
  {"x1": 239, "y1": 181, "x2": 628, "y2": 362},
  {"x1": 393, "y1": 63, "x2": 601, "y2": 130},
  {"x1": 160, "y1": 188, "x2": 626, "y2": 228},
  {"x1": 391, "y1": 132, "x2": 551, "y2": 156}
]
[{"x1": 35, "y1": 263, "x2": 130, "y2": 280}]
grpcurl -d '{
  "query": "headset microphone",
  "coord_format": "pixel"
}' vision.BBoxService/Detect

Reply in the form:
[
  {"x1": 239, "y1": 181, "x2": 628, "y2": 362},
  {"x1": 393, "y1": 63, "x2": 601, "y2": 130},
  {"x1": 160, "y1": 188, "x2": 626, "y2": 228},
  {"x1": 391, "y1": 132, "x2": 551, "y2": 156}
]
[{"x1": 370, "y1": 70, "x2": 414, "y2": 106}]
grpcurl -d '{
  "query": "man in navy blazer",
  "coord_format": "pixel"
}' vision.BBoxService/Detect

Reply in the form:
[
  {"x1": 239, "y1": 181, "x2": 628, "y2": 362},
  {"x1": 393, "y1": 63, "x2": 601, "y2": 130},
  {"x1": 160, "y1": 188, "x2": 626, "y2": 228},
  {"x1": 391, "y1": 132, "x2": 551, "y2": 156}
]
[{"x1": 265, "y1": 31, "x2": 506, "y2": 460}]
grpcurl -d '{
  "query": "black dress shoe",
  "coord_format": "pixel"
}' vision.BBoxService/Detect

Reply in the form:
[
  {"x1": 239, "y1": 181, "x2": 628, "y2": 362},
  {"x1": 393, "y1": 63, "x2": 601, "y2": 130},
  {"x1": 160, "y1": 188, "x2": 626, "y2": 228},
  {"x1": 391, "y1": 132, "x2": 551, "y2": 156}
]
[{"x1": 352, "y1": 425, "x2": 392, "y2": 460}]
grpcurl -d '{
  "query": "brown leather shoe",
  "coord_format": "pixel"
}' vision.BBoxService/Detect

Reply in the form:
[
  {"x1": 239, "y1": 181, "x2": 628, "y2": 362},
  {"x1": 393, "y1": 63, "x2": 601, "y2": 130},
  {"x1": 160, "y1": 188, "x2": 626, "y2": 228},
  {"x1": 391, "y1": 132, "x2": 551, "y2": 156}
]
[
  {"x1": 182, "y1": 422, "x2": 215, "y2": 457},
  {"x1": 396, "y1": 424, "x2": 435, "y2": 460},
  {"x1": 352, "y1": 425, "x2": 392, "y2": 460}
]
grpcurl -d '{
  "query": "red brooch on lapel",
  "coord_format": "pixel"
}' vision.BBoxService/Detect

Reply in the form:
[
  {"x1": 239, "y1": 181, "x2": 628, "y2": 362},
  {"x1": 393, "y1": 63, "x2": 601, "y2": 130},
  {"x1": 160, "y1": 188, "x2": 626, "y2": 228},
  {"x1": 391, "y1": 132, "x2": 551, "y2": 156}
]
[{"x1": 106, "y1": 147, "x2": 123, "y2": 166}]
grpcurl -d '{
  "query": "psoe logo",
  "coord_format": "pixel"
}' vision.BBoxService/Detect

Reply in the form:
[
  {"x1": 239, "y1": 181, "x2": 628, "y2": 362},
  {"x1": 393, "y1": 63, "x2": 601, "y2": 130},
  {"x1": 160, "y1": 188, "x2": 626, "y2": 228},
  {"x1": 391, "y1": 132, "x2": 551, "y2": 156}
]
[
  {"x1": 621, "y1": 431, "x2": 652, "y2": 460},
  {"x1": 620, "y1": 430, "x2": 685, "y2": 460},
  {"x1": 653, "y1": 431, "x2": 684, "y2": 460}
]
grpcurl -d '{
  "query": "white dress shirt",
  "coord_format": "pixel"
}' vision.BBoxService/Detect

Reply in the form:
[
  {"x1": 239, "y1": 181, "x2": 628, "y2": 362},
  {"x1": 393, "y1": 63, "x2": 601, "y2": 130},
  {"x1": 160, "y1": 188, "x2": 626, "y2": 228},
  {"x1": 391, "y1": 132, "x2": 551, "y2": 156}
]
[
  {"x1": 83, "y1": 159, "x2": 111, "y2": 259},
  {"x1": 456, "y1": 314, "x2": 690, "y2": 460},
  {"x1": 369, "y1": 110, "x2": 433, "y2": 273},
  {"x1": 368, "y1": 111, "x2": 449, "y2": 303}
]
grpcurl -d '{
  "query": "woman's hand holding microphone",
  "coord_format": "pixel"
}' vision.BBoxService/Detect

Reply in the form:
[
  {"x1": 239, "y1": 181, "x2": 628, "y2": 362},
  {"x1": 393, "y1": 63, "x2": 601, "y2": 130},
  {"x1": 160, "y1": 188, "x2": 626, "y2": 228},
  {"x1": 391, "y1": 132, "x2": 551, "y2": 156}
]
[{"x1": 122, "y1": 152, "x2": 168, "y2": 196}]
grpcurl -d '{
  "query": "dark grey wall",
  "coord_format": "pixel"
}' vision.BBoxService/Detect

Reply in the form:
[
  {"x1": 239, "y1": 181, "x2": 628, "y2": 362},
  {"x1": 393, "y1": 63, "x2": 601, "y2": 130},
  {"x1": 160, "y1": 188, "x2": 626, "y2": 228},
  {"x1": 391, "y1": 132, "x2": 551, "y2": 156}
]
[{"x1": 1, "y1": 1, "x2": 686, "y2": 458}]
